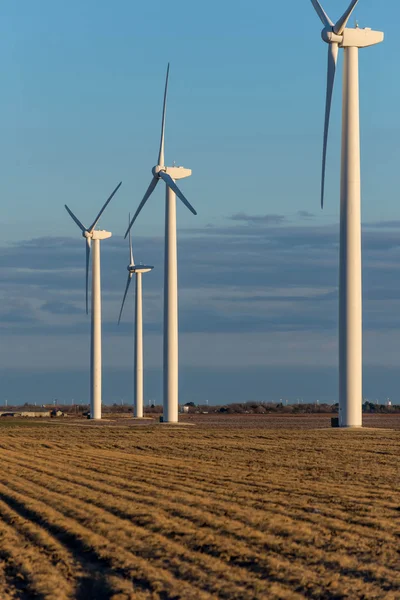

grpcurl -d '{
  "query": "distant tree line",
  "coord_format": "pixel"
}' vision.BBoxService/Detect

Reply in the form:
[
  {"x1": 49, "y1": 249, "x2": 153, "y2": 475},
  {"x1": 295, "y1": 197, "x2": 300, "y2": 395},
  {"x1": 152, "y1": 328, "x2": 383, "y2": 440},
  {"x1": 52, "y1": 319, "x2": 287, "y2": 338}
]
[
  {"x1": 362, "y1": 401, "x2": 398, "y2": 413},
  {"x1": 0, "y1": 400, "x2": 398, "y2": 416},
  {"x1": 195, "y1": 402, "x2": 335, "y2": 414},
  {"x1": 182, "y1": 401, "x2": 400, "y2": 415}
]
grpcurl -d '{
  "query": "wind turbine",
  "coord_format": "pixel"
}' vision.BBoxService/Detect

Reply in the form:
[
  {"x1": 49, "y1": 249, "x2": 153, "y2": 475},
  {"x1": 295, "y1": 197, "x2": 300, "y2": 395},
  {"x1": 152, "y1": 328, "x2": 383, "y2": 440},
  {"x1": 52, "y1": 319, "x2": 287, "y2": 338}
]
[
  {"x1": 65, "y1": 181, "x2": 122, "y2": 420},
  {"x1": 310, "y1": 0, "x2": 383, "y2": 427},
  {"x1": 118, "y1": 216, "x2": 154, "y2": 418},
  {"x1": 125, "y1": 64, "x2": 197, "y2": 424}
]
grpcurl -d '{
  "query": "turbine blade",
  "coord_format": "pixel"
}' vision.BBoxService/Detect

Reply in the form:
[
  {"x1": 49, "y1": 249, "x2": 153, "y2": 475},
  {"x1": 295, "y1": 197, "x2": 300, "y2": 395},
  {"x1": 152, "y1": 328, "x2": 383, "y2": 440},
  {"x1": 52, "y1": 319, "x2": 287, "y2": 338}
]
[
  {"x1": 85, "y1": 237, "x2": 91, "y2": 315},
  {"x1": 158, "y1": 63, "x2": 170, "y2": 168},
  {"x1": 334, "y1": 0, "x2": 359, "y2": 35},
  {"x1": 128, "y1": 213, "x2": 135, "y2": 266},
  {"x1": 159, "y1": 171, "x2": 197, "y2": 216},
  {"x1": 118, "y1": 274, "x2": 132, "y2": 324},
  {"x1": 65, "y1": 205, "x2": 86, "y2": 232},
  {"x1": 320, "y1": 43, "x2": 338, "y2": 209},
  {"x1": 310, "y1": 0, "x2": 334, "y2": 27},
  {"x1": 124, "y1": 177, "x2": 158, "y2": 238},
  {"x1": 88, "y1": 181, "x2": 122, "y2": 232}
]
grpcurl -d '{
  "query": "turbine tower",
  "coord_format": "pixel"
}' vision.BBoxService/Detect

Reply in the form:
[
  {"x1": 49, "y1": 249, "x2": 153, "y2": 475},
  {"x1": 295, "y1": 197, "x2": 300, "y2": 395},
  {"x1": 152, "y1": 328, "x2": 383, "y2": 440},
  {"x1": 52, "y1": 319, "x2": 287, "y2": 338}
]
[
  {"x1": 65, "y1": 182, "x2": 122, "y2": 419},
  {"x1": 118, "y1": 216, "x2": 154, "y2": 418},
  {"x1": 125, "y1": 64, "x2": 197, "y2": 424},
  {"x1": 311, "y1": 0, "x2": 383, "y2": 427}
]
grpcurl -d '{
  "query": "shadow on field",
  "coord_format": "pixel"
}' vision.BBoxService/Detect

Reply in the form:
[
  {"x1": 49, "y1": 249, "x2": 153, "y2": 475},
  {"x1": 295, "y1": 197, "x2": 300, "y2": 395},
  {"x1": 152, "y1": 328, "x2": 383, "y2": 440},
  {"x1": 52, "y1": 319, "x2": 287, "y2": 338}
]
[
  {"x1": 2, "y1": 562, "x2": 32, "y2": 600},
  {"x1": 0, "y1": 490, "x2": 127, "y2": 599}
]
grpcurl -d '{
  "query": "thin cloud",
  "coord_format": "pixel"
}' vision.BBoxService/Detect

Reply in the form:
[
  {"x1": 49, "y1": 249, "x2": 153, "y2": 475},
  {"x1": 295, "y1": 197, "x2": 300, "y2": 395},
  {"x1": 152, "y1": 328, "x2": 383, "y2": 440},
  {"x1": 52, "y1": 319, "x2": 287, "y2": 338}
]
[
  {"x1": 297, "y1": 210, "x2": 315, "y2": 219},
  {"x1": 230, "y1": 212, "x2": 287, "y2": 225},
  {"x1": 364, "y1": 220, "x2": 400, "y2": 229},
  {"x1": 41, "y1": 301, "x2": 82, "y2": 316}
]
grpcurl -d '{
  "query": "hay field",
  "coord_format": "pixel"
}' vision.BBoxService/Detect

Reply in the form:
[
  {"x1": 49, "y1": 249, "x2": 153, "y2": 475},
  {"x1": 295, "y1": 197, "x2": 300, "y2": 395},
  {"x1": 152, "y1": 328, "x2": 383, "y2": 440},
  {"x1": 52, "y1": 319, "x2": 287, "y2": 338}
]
[{"x1": 0, "y1": 416, "x2": 399, "y2": 599}]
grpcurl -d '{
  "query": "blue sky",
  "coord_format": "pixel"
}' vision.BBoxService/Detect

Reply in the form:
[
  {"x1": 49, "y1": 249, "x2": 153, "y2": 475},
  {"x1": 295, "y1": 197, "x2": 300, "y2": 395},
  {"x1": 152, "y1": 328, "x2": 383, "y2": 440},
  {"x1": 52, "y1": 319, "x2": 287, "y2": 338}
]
[{"x1": 0, "y1": 0, "x2": 400, "y2": 405}]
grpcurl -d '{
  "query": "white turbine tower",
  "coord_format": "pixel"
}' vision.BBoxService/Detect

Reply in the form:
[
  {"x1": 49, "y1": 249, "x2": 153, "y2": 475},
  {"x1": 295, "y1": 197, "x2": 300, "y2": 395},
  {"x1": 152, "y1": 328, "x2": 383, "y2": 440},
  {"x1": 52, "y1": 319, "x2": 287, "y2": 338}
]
[
  {"x1": 118, "y1": 216, "x2": 154, "y2": 418},
  {"x1": 125, "y1": 64, "x2": 197, "y2": 424},
  {"x1": 65, "y1": 182, "x2": 122, "y2": 420},
  {"x1": 311, "y1": 0, "x2": 383, "y2": 427}
]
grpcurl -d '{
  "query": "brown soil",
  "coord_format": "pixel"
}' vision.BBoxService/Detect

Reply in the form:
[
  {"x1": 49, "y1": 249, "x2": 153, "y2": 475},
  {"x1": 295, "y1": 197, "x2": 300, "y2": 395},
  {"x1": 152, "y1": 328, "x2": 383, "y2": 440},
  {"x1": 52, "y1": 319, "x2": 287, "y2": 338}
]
[{"x1": 0, "y1": 415, "x2": 398, "y2": 599}]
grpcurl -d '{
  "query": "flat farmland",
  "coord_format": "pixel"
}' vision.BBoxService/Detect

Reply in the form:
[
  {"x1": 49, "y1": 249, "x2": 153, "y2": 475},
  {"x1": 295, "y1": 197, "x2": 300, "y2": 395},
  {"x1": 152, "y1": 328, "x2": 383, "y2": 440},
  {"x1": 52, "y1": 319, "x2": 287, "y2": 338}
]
[{"x1": 0, "y1": 415, "x2": 399, "y2": 599}]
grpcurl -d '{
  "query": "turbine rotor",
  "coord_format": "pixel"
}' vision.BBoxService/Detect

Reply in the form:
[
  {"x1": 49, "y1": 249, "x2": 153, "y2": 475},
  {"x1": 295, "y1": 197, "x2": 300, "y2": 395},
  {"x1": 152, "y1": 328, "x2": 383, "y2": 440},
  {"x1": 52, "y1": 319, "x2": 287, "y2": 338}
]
[
  {"x1": 65, "y1": 182, "x2": 122, "y2": 314},
  {"x1": 310, "y1": 0, "x2": 360, "y2": 208},
  {"x1": 124, "y1": 65, "x2": 197, "y2": 239}
]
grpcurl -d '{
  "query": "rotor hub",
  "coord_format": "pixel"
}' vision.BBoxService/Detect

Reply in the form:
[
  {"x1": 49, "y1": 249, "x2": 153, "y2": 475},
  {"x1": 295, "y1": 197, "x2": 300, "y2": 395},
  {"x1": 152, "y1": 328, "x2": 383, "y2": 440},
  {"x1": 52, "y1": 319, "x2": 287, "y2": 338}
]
[
  {"x1": 153, "y1": 165, "x2": 165, "y2": 177},
  {"x1": 321, "y1": 27, "x2": 343, "y2": 44}
]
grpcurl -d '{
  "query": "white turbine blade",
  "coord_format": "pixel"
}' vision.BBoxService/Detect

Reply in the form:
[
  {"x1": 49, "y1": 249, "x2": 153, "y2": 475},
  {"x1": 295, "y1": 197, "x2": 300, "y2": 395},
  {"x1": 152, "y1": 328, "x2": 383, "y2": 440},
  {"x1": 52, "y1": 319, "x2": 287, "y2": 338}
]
[
  {"x1": 124, "y1": 177, "x2": 158, "y2": 239},
  {"x1": 118, "y1": 274, "x2": 132, "y2": 324},
  {"x1": 159, "y1": 171, "x2": 197, "y2": 216},
  {"x1": 320, "y1": 42, "x2": 338, "y2": 209},
  {"x1": 310, "y1": 0, "x2": 334, "y2": 27},
  {"x1": 334, "y1": 0, "x2": 359, "y2": 35},
  {"x1": 65, "y1": 205, "x2": 86, "y2": 232},
  {"x1": 88, "y1": 181, "x2": 122, "y2": 232},
  {"x1": 157, "y1": 63, "x2": 170, "y2": 168},
  {"x1": 128, "y1": 213, "x2": 135, "y2": 266},
  {"x1": 85, "y1": 237, "x2": 91, "y2": 315}
]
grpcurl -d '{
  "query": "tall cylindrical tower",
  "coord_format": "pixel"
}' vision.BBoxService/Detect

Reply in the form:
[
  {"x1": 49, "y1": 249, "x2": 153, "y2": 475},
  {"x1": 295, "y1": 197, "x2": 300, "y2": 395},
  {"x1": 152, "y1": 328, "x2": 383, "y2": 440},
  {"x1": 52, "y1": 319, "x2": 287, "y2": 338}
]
[
  {"x1": 163, "y1": 185, "x2": 179, "y2": 423},
  {"x1": 91, "y1": 238, "x2": 102, "y2": 420},
  {"x1": 339, "y1": 46, "x2": 362, "y2": 428}
]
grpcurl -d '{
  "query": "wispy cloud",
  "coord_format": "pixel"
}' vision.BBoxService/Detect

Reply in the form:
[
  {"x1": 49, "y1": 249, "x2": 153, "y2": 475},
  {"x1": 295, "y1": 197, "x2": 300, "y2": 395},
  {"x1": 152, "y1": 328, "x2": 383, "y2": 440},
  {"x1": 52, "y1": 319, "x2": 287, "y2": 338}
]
[
  {"x1": 229, "y1": 212, "x2": 287, "y2": 225},
  {"x1": 297, "y1": 210, "x2": 315, "y2": 219},
  {"x1": 364, "y1": 220, "x2": 400, "y2": 229},
  {"x1": 41, "y1": 300, "x2": 82, "y2": 315}
]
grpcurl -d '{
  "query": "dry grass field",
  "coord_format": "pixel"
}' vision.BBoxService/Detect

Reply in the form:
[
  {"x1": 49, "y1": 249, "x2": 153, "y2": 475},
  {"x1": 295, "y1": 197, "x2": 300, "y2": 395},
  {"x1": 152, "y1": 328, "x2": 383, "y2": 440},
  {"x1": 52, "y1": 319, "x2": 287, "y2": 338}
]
[{"x1": 0, "y1": 414, "x2": 399, "y2": 599}]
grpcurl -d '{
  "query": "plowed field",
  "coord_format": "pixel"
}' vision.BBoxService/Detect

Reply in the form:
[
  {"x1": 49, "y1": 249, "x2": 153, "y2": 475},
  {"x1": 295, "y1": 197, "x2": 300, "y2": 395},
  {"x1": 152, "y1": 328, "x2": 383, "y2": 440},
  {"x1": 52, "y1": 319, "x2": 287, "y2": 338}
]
[{"x1": 0, "y1": 416, "x2": 399, "y2": 599}]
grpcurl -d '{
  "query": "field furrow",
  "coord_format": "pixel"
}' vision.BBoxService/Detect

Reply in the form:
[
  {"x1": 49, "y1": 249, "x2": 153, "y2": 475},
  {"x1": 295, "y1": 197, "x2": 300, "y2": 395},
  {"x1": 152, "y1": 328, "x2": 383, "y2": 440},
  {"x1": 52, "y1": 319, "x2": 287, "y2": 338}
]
[
  {"x1": 0, "y1": 480, "x2": 215, "y2": 599},
  {"x1": 2, "y1": 448, "x2": 399, "y2": 559},
  {"x1": 0, "y1": 502, "x2": 75, "y2": 599},
  {"x1": 0, "y1": 470, "x2": 308, "y2": 599}
]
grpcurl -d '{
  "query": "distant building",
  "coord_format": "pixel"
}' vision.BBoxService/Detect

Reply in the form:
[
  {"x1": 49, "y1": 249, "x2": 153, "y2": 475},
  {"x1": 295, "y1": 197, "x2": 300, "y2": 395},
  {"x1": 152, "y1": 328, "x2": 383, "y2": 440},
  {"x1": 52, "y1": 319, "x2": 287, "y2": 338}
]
[{"x1": 0, "y1": 411, "x2": 63, "y2": 418}]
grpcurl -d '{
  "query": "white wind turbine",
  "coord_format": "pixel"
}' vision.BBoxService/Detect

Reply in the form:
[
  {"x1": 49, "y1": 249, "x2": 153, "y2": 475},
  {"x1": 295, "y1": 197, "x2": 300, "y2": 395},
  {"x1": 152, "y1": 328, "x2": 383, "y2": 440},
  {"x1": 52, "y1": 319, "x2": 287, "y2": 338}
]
[
  {"x1": 65, "y1": 182, "x2": 122, "y2": 420},
  {"x1": 125, "y1": 64, "x2": 197, "y2": 423},
  {"x1": 118, "y1": 216, "x2": 154, "y2": 418},
  {"x1": 310, "y1": 0, "x2": 383, "y2": 427}
]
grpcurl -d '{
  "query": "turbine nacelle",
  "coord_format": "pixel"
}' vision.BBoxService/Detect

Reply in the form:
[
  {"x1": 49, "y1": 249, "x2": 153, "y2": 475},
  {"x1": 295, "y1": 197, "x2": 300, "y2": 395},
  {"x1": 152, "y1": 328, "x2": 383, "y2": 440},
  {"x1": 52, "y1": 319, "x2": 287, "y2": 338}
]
[
  {"x1": 322, "y1": 26, "x2": 383, "y2": 48},
  {"x1": 127, "y1": 265, "x2": 153, "y2": 274},
  {"x1": 82, "y1": 230, "x2": 112, "y2": 241},
  {"x1": 152, "y1": 165, "x2": 192, "y2": 181},
  {"x1": 341, "y1": 27, "x2": 383, "y2": 48},
  {"x1": 91, "y1": 230, "x2": 112, "y2": 241},
  {"x1": 165, "y1": 165, "x2": 192, "y2": 180}
]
